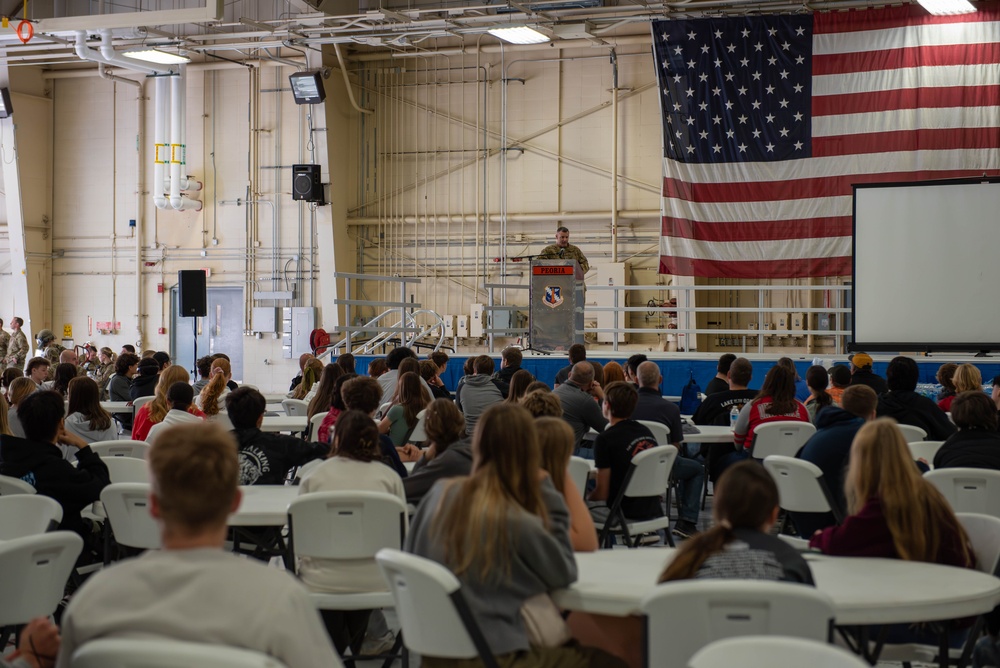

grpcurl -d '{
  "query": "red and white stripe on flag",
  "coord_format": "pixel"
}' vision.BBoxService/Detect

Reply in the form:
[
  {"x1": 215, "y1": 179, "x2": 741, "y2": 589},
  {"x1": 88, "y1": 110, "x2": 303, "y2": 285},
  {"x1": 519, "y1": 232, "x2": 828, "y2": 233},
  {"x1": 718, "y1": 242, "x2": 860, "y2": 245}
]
[{"x1": 659, "y1": 4, "x2": 1000, "y2": 279}]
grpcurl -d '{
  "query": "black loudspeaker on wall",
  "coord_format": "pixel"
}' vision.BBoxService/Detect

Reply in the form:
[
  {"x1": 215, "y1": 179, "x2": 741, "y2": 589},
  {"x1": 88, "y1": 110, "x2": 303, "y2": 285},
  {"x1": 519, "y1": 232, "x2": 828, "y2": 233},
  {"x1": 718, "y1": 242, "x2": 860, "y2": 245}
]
[
  {"x1": 178, "y1": 270, "x2": 208, "y2": 317},
  {"x1": 292, "y1": 164, "x2": 325, "y2": 204}
]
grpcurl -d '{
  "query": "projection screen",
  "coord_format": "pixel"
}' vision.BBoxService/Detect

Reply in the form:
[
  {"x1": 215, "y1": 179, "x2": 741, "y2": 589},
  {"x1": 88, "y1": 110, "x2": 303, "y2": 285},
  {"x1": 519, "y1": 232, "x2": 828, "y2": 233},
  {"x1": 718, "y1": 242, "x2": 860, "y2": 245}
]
[{"x1": 853, "y1": 178, "x2": 1000, "y2": 353}]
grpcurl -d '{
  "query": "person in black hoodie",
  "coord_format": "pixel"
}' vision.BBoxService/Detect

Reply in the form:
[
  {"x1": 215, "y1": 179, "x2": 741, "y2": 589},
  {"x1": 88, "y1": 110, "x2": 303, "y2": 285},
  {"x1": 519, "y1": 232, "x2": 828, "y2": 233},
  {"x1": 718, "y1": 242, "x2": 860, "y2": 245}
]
[
  {"x1": 934, "y1": 391, "x2": 1000, "y2": 470},
  {"x1": 226, "y1": 387, "x2": 329, "y2": 485},
  {"x1": 0, "y1": 390, "x2": 110, "y2": 540},
  {"x1": 492, "y1": 346, "x2": 523, "y2": 398},
  {"x1": 876, "y1": 356, "x2": 956, "y2": 442},
  {"x1": 129, "y1": 357, "x2": 160, "y2": 401},
  {"x1": 403, "y1": 399, "x2": 471, "y2": 504}
]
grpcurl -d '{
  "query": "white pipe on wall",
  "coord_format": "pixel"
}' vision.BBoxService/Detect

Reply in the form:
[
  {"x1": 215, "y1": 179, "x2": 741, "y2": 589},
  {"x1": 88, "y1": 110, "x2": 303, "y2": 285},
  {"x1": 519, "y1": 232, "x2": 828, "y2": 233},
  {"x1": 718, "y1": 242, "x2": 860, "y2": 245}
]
[
  {"x1": 153, "y1": 76, "x2": 169, "y2": 210},
  {"x1": 168, "y1": 66, "x2": 202, "y2": 212}
]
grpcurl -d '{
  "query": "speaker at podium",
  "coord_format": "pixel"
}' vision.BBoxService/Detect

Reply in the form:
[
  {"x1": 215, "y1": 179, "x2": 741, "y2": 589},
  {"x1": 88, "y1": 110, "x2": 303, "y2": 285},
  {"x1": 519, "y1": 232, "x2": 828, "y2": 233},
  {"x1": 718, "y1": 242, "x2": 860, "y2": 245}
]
[{"x1": 530, "y1": 259, "x2": 585, "y2": 353}]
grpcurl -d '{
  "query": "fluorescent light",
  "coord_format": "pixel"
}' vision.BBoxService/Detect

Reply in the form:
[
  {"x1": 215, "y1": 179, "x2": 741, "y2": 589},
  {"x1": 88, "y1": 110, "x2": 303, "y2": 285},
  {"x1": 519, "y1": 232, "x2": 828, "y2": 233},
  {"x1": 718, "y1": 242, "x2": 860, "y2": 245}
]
[
  {"x1": 916, "y1": 0, "x2": 975, "y2": 14},
  {"x1": 122, "y1": 48, "x2": 190, "y2": 65},
  {"x1": 487, "y1": 25, "x2": 549, "y2": 44}
]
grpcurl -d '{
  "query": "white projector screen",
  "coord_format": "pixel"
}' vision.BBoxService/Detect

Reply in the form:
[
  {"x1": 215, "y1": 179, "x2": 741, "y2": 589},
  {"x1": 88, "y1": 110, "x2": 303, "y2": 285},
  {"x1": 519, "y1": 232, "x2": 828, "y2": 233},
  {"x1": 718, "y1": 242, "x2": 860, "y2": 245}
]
[{"x1": 853, "y1": 178, "x2": 1000, "y2": 353}]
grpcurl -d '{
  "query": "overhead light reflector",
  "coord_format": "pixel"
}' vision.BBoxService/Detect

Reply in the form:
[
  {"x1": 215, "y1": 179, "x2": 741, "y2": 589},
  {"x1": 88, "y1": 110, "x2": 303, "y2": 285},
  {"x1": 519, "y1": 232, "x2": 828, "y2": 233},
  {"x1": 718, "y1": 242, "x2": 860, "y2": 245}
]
[
  {"x1": 289, "y1": 71, "x2": 327, "y2": 105},
  {"x1": 916, "y1": 0, "x2": 975, "y2": 14},
  {"x1": 487, "y1": 25, "x2": 550, "y2": 44},
  {"x1": 122, "y1": 48, "x2": 190, "y2": 65}
]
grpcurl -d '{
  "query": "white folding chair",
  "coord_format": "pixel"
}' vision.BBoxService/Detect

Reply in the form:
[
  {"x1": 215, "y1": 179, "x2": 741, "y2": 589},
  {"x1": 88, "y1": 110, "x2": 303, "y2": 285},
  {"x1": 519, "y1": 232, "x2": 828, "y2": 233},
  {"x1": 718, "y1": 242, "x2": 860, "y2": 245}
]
[
  {"x1": 896, "y1": 423, "x2": 928, "y2": 443},
  {"x1": 925, "y1": 468, "x2": 1000, "y2": 518},
  {"x1": 688, "y1": 636, "x2": 869, "y2": 668},
  {"x1": 640, "y1": 580, "x2": 835, "y2": 668},
  {"x1": 599, "y1": 445, "x2": 678, "y2": 548},
  {"x1": 287, "y1": 491, "x2": 408, "y2": 663},
  {"x1": 307, "y1": 411, "x2": 328, "y2": 441},
  {"x1": 0, "y1": 495, "x2": 63, "y2": 540},
  {"x1": 376, "y1": 548, "x2": 500, "y2": 668},
  {"x1": 131, "y1": 396, "x2": 154, "y2": 412},
  {"x1": 0, "y1": 532, "x2": 84, "y2": 626},
  {"x1": 282, "y1": 399, "x2": 309, "y2": 417},
  {"x1": 749, "y1": 421, "x2": 816, "y2": 459},
  {"x1": 637, "y1": 420, "x2": 671, "y2": 447},
  {"x1": 409, "y1": 409, "x2": 428, "y2": 444},
  {"x1": 104, "y1": 457, "x2": 150, "y2": 484},
  {"x1": 90, "y1": 440, "x2": 151, "y2": 459},
  {"x1": 909, "y1": 440, "x2": 945, "y2": 468},
  {"x1": 376, "y1": 401, "x2": 392, "y2": 420},
  {"x1": 0, "y1": 474, "x2": 36, "y2": 496},
  {"x1": 567, "y1": 456, "x2": 592, "y2": 499},
  {"x1": 71, "y1": 638, "x2": 287, "y2": 668},
  {"x1": 101, "y1": 483, "x2": 161, "y2": 564},
  {"x1": 763, "y1": 455, "x2": 844, "y2": 525}
]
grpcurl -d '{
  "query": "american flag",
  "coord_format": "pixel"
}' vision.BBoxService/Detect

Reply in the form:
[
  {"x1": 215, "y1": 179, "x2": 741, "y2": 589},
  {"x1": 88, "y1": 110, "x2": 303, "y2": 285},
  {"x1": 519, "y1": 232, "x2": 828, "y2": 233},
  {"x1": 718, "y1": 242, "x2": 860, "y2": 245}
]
[{"x1": 655, "y1": 6, "x2": 1000, "y2": 279}]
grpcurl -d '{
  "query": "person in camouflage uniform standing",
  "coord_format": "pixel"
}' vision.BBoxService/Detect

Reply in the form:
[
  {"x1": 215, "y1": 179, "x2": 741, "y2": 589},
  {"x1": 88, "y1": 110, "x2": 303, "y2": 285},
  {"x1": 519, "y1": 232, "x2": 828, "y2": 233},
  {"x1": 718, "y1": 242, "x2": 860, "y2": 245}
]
[
  {"x1": 4, "y1": 317, "x2": 28, "y2": 371},
  {"x1": 0, "y1": 319, "x2": 9, "y2": 372},
  {"x1": 539, "y1": 226, "x2": 590, "y2": 274}
]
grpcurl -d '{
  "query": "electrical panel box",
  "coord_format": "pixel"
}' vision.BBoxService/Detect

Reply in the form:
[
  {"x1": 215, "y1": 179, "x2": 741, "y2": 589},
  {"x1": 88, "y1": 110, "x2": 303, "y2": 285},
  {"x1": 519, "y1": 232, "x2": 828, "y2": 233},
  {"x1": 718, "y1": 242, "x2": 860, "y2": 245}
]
[
  {"x1": 469, "y1": 304, "x2": 484, "y2": 339},
  {"x1": 281, "y1": 308, "x2": 293, "y2": 359},
  {"x1": 282, "y1": 307, "x2": 315, "y2": 359},
  {"x1": 591, "y1": 261, "x2": 631, "y2": 343},
  {"x1": 790, "y1": 312, "x2": 806, "y2": 332},
  {"x1": 442, "y1": 315, "x2": 457, "y2": 339},
  {"x1": 456, "y1": 315, "x2": 470, "y2": 338},
  {"x1": 813, "y1": 313, "x2": 834, "y2": 331},
  {"x1": 252, "y1": 307, "x2": 278, "y2": 334},
  {"x1": 772, "y1": 313, "x2": 790, "y2": 332}
]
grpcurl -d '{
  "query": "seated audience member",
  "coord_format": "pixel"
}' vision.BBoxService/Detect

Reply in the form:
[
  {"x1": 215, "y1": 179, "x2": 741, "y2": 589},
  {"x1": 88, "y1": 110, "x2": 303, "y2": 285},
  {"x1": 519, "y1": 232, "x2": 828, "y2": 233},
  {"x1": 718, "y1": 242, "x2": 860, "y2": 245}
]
[
  {"x1": 504, "y1": 369, "x2": 534, "y2": 404},
  {"x1": 298, "y1": 410, "x2": 405, "y2": 654},
  {"x1": 571, "y1": 461, "x2": 813, "y2": 668},
  {"x1": 705, "y1": 353, "x2": 737, "y2": 396},
  {"x1": 145, "y1": 383, "x2": 205, "y2": 446},
  {"x1": 133, "y1": 366, "x2": 205, "y2": 442},
  {"x1": 554, "y1": 343, "x2": 587, "y2": 387},
  {"x1": 848, "y1": 352, "x2": 888, "y2": 395},
  {"x1": 55, "y1": 422, "x2": 343, "y2": 668},
  {"x1": 407, "y1": 403, "x2": 624, "y2": 668},
  {"x1": 108, "y1": 352, "x2": 139, "y2": 429},
  {"x1": 367, "y1": 357, "x2": 388, "y2": 379},
  {"x1": 152, "y1": 351, "x2": 171, "y2": 371},
  {"x1": 289, "y1": 357, "x2": 323, "y2": 401},
  {"x1": 0, "y1": 394, "x2": 10, "y2": 437},
  {"x1": 377, "y1": 347, "x2": 421, "y2": 403},
  {"x1": 93, "y1": 348, "x2": 116, "y2": 399},
  {"x1": 25, "y1": 358, "x2": 50, "y2": 389},
  {"x1": 522, "y1": 389, "x2": 562, "y2": 418},
  {"x1": 43, "y1": 362, "x2": 77, "y2": 398},
  {"x1": 693, "y1": 357, "x2": 757, "y2": 427},
  {"x1": 804, "y1": 365, "x2": 834, "y2": 423},
  {"x1": 6, "y1": 376, "x2": 36, "y2": 438},
  {"x1": 828, "y1": 365, "x2": 851, "y2": 405},
  {"x1": 876, "y1": 356, "x2": 956, "y2": 441},
  {"x1": 212, "y1": 353, "x2": 239, "y2": 391},
  {"x1": 936, "y1": 362, "x2": 958, "y2": 410},
  {"x1": 120, "y1": 344, "x2": 136, "y2": 355},
  {"x1": 493, "y1": 346, "x2": 523, "y2": 397},
  {"x1": 778, "y1": 357, "x2": 810, "y2": 402},
  {"x1": 403, "y1": 399, "x2": 470, "y2": 505},
  {"x1": 589, "y1": 382, "x2": 664, "y2": 531},
  {"x1": 553, "y1": 362, "x2": 608, "y2": 448},
  {"x1": 340, "y1": 376, "x2": 408, "y2": 478},
  {"x1": 934, "y1": 391, "x2": 1000, "y2": 470},
  {"x1": 379, "y1": 372, "x2": 430, "y2": 448},
  {"x1": 307, "y1": 363, "x2": 343, "y2": 421},
  {"x1": 455, "y1": 355, "x2": 505, "y2": 436},
  {"x1": 335, "y1": 353, "x2": 356, "y2": 375},
  {"x1": 794, "y1": 385, "x2": 878, "y2": 537},
  {"x1": 603, "y1": 361, "x2": 625, "y2": 386},
  {"x1": 129, "y1": 357, "x2": 159, "y2": 400},
  {"x1": 810, "y1": 418, "x2": 974, "y2": 648},
  {"x1": 289, "y1": 352, "x2": 314, "y2": 392},
  {"x1": 385, "y1": 357, "x2": 423, "y2": 407},
  {"x1": 192, "y1": 355, "x2": 214, "y2": 393},
  {"x1": 536, "y1": 417, "x2": 598, "y2": 552},
  {"x1": 2, "y1": 366, "x2": 23, "y2": 397},
  {"x1": 140, "y1": 349, "x2": 155, "y2": 359},
  {"x1": 317, "y1": 373, "x2": 356, "y2": 445},
  {"x1": 623, "y1": 353, "x2": 648, "y2": 385},
  {"x1": 631, "y1": 362, "x2": 705, "y2": 538},
  {"x1": 420, "y1": 359, "x2": 451, "y2": 400},
  {"x1": 64, "y1": 377, "x2": 117, "y2": 447},
  {"x1": 429, "y1": 351, "x2": 450, "y2": 391},
  {"x1": 524, "y1": 380, "x2": 551, "y2": 395},
  {"x1": 589, "y1": 362, "x2": 605, "y2": 399},
  {"x1": 4, "y1": 618, "x2": 60, "y2": 668},
  {"x1": 0, "y1": 391, "x2": 110, "y2": 540},
  {"x1": 59, "y1": 348, "x2": 80, "y2": 370},
  {"x1": 228, "y1": 387, "x2": 327, "y2": 485},
  {"x1": 454, "y1": 356, "x2": 475, "y2": 396},
  {"x1": 940, "y1": 363, "x2": 983, "y2": 413}
]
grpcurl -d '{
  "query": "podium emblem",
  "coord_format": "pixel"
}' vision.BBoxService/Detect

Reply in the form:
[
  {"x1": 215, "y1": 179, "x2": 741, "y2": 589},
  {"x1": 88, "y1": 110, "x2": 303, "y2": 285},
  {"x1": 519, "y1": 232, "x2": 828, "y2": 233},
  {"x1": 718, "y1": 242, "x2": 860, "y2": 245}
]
[{"x1": 543, "y1": 285, "x2": 563, "y2": 308}]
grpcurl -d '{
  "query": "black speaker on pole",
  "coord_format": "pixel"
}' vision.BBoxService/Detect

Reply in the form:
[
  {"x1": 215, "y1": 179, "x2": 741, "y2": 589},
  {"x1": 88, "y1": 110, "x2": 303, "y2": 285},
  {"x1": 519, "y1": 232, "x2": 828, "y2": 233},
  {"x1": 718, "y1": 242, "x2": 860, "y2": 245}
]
[
  {"x1": 292, "y1": 164, "x2": 325, "y2": 204},
  {"x1": 178, "y1": 270, "x2": 208, "y2": 317}
]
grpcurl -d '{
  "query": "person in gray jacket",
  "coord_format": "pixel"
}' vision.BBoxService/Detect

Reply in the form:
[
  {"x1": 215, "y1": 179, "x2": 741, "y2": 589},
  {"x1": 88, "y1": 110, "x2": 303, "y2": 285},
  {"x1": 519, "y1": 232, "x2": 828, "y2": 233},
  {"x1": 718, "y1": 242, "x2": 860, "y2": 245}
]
[
  {"x1": 553, "y1": 362, "x2": 608, "y2": 449},
  {"x1": 403, "y1": 399, "x2": 471, "y2": 505},
  {"x1": 405, "y1": 403, "x2": 625, "y2": 668},
  {"x1": 454, "y1": 355, "x2": 504, "y2": 436}
]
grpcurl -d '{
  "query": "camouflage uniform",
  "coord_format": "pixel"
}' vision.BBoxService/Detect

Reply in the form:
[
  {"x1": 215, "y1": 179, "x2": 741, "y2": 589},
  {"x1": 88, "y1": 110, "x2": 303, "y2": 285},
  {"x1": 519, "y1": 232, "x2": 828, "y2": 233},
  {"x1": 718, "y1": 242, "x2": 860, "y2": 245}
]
[
  {"x1": 5, "y1": 330, "x2": 28, "y2": 371},
  {"x1": 94, "y1": 362, "x2": 115, "y2": 399},
  {"x1": 0, "y1": 328, "x2": 8, "y2": 372},
  {"x1": 43, "y1": 343, "x2": 66, "y2": 367},
  {"x1": 539, "y1": 243, "x2": 590, "y2": 273}
]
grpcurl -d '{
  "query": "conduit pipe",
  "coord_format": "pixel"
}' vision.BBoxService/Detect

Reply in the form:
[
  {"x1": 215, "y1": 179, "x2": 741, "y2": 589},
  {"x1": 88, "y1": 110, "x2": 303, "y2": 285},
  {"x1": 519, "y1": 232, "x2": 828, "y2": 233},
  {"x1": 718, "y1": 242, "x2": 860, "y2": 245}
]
[
  {"x1": 153, "y1": 76, "x2": 169, "y2": 210},
  {"x1": 98, "y1": 30, "x2": 174, "y2": 76},
  {"x1": 333, "y1": 44, "x2": 373, "y2": 115},
  {"x1": 169, "y1": 66, "x2": 202, "y2": 212}
]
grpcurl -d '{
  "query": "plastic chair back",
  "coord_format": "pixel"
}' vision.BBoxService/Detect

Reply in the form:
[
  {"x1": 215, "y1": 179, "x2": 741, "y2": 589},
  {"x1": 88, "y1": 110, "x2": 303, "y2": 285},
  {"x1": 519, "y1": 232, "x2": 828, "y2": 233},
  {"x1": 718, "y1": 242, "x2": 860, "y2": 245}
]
[
  {"x1": 376, "y1": 548, "x2": 497, "y2": 665},
  {"x1": 0, "y1": 495, "x2": 63, "y2": 540},
  {"x1": 90, "y1": 440, "x2": 151, "y2": 459},
  {"x1": 625, "y1": 445, "x2": 677, "y2": 498},
  {"x1": 104, "y1": 457, "x2": 150, "y2": 484},
  {"x1": 750, "y1": 422, "x2": 816, "y2": 459},
  {"x1": 289, "y1": 491, "x2": 407, "y2": 561},
  {"x1": 637, "y1": 420, "x2": 672, "y2": 447},
  {"x1": 100, "y1": 483, "x2": 161, "y2": 550},
  {"x1": 908, "y1": 440, "x2": 944, "y2": 468},
  {"x1": 0, "y1": 531, "x2": 84, "y2": 626},
  {"x1": 282, "y1": 399, "x2": 308, "y2": 417},
  {"x1": 0, "y1": 473, "x2": 36, "y2": 496},
  {"x1": 641, "y1": 580, "x2": 835, "y2": 668},
  {"x1": 926, "y1": 468, "x2": 1000, "y2": 518},
  {"x1": 896, "y1": 423, "x2": 928, "y2": 443},
  {"x1": 131, "y1": 396, "x2": 154, "y2": 411},
  {"x1": 409, "y1": 409, "x2": 428, "y2": 443},
  {"x1": 308, "y1": 411, "x2": 328, "y2": 441},
  {"x1": 688, "y1": 636, "x2": 869, "y2": 668},
  {"x1": 567, "y1": 457, "x2": 591, "y2": 498},
  {"x1": 71, "y1": 638, "x2": 287, "y2": 668},
  {"x1": 957, "y1": 513, "x2": 1000, "y2": 576},
  {"x1": 763, "y1": 456, "x2": 842, "y2": 521}
]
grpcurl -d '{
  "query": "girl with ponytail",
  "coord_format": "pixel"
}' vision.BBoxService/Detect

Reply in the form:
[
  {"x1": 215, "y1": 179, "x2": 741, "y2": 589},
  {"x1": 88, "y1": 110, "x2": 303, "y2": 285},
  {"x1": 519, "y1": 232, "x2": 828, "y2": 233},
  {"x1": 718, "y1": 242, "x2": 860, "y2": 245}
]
[{"x1": 197, "y1": 358, "x2": 232, "y2": 417}]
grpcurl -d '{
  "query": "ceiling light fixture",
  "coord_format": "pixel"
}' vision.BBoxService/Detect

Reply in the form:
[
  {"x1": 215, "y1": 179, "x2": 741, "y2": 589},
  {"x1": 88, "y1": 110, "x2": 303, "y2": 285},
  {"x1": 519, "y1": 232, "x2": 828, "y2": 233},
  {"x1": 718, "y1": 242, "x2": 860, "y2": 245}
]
[
  {"x1": 487, "y1": 25, "x2": 549, "y2": 44},
  {"x1": 916, "y1": 0, "x2": 975, "y2": 14},
  {"x1": 122, "y1": 48, "x2": 190, "y2": 65}
]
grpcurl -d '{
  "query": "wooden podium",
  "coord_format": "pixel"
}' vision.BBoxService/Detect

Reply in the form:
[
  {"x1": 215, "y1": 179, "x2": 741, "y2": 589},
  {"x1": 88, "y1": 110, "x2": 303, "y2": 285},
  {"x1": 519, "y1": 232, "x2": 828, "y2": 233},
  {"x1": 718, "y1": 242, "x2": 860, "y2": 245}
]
[{"x1": 529, "y1": 259, "x2": 585, "y2": 353}]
